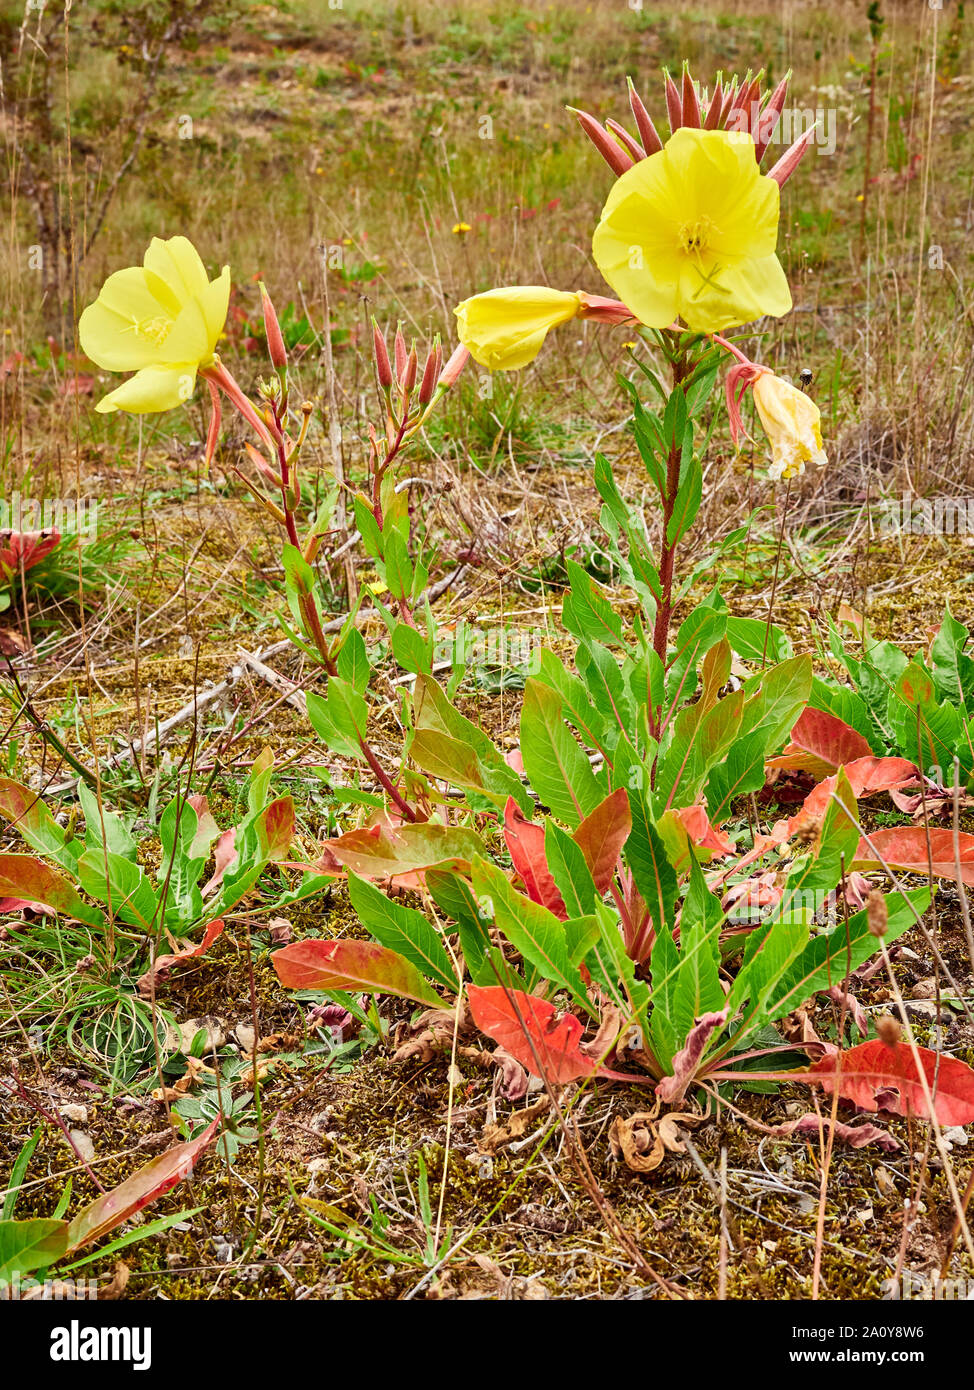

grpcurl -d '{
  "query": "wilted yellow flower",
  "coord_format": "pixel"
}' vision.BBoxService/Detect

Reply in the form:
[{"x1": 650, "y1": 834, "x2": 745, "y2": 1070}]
[
  {"x1": 79, "y1": 236, "x2": 230, "y2": 414},
  {"x1": 752, "y1": 373, "x2": 827, "y2": 481},
  {"x1": 454, "y1": 286, "x2": 582, "y2": 370},
  {"x1": 591, "y1": 128, "x2": 791, "y2": 333}
]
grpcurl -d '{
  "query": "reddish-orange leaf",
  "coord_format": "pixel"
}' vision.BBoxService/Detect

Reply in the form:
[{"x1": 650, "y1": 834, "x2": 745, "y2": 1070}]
[
  {"x1": 572, "y1": 788, "x2": 632, "y2": 892},
  {"x1": 853, "y1": 826, "x2": 974, "y2": 885},
  {"x1": 272, "y1": 938, "x2": 442, "y2": 1007},
  {"x1": 468, "y1": 985, "x2": 597, "y2": 1084},
  {"x1": 64, "y1": 1119, "x2": 220, "y2": 1255},
  {"x1": 767, "y1": 707, "x2": 873, "y2": 778},
  {"x1": 503, "y1": 798, "x2": 566, "y2": 919},
  {"x1": 808, "y1": 1039, "x2": 974, "y2": 1126}
]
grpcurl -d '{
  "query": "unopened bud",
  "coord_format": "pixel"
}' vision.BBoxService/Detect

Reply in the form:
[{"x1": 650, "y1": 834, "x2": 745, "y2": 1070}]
[
  {"x1": 259, "y1": 282, "x2": 288, "y2": 373},
  {"x1": 394, "y1": 325, "x2": 407, "y2": 385},
  {"x1": 866, "y1": 888, "x2": 888, "y2": 938},
  {"x1": 401, "y1": 345, "x2": 417, "y2": 396},
  {"x1": 418, "y1": 338, "x2": 439, "y2": 404},
  {"x1": 438, "y1": 344, "x2": 470, "y2": 389},
  {"x1": 876, "y1": 1014, "x2": 901, "y2": 1046},
  {"x1": 372, "y1": 319, "x2": 393, "y2": 389}
]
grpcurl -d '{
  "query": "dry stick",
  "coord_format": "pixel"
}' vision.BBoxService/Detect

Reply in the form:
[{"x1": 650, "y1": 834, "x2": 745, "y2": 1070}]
[{"x1": 42, "y1": 564, "x2": 468, "y2": 799}]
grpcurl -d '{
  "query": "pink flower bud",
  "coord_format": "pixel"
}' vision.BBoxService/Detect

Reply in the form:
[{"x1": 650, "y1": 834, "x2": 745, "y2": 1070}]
[
  {"x1": 418, "y1": 340, "x2": 439, "y2": 405},
  {"x1": 401, "y1": 344, "x2": 417, "y2": 396},
  {"x1": 605, "y1": 118, "x2": 645, "y2": 162},
  {"x1": 681, "y1": 65, "x2": 701, "y2": 128},
  {"x1": 754, "y1": 73, "x2": 791, "y2": 163},
  {"x1": 372, "y1": 318, "x2": 393, "y2": 389},
  {"x1": 438, "y1": 344, "x2": 470, "y2": 389},
  {"x1": 394, "y1": 325, "x2": 407, "y2": 384},
  {"x1": 766, "y1": 123, "x2": 817, "y2": 187},
  {"x1": 627, "y1": 78, "x2": 662, "y2": 155},
  {"x1": 567, "y1": 107, "x2": 634, "y2": 177},
  {"x1": 704, "y1": 79, "x2": 724, "y2": 130},
  {"x1": 259, "y1": 282, "x2": 287, "y2": 373},
  {"x1": 664, "y1": 70, "x2": 683, "y2": 133}
]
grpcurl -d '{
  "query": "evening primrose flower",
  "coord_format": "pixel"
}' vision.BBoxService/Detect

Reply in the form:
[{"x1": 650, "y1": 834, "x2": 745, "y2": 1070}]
[
  {"x1": 591, "y1": 128, "x2": 791, "y2": 333},
  {"x1": 752, "y1": 372, "x2": 826, "y2": 481},
  {"x1": 454, "y1": 287, "x2": 633, "y2": 371},
  {"x1": 79, "y1": 236, "x2": 230, "y2": 413}
]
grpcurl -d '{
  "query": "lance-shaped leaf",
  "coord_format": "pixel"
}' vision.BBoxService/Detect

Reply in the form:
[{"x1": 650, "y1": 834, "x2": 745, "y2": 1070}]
[
  {"x1": 0, "y1": 854, "x2": 103, "y2": 927},
  {"x1": 64, "y1": 1119, "x2": 220, "y2": 1255},
  {"x1": 318, "y1": 820, "x2": 484, "y2": 884},
  {"x1": 347, "y1": 870, "x2": 456, "y2": 991},
  {"x1": 468, "y1": 986, "x2": 597, "y2": 1084},
  {"x1": 272, "y1": 937, "x2": 444, "y2": 1007},
  {"x1": 0, "y1": 777, "x2": 79, "y2": 870},
  {"x1": 472, "y1": 856, "x2": 597, "y2": 1012},
  {"x1": 854, "y1": 826, "x2": 974, "y2": 885},
  {"x1": 624, "y1": 790, "x2": 678, "y2": 936},
  {"x1": 572, "y1": 787, "x2": 632, "y2": 893},
  {"x1": 503, "y1": 798, "x2": 566, "y2": 918},
  {"x1": 804, "y1": 1039, "x2": 974, "y2": 1127},
  {"x1": 520, "y1": 679, "x2": 605, "y2": 828}
]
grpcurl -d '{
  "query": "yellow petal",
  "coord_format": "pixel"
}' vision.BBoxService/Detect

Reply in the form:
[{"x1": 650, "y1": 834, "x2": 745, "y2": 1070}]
[
  {"x1": 94, "y1": 365, "x2": 198, "y2": 414},
  {"x1": 200, "y1": 267, "x2": 231, "y2": 354},
  {"x1": 679, "y1": 253, "x2": 791, "y2": 334},
  {"x1": 454, "y1": 286, "x2": 581, "y2": 371},
  {"x1": 79, "y1": 268, "x2": 175, "y2": 371},
  {"x1": 143, "y1": 236, "x2": 209, "y2": 306}
]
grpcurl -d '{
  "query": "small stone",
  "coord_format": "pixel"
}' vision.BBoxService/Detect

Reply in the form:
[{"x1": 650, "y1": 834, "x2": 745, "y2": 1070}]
[
  {"x1": 944, "y1": 1127, "x2": 969, "y2": 1149},
  {"x1": 910, "y1": 977, "x2": 937, "y2": 999},
  {"x1": 68, "y1": 1129, "x2": 95, "y2": 1163},
  {"x1": 177, "y1": 1016, "x2": 226, "y2": 1054},
  {"x1": 59, "y1": 1104, "x2": 88, "y2": 1125},
  {"x1": 232, "y1": 1023, "x2": 257, "y2": 1054}
]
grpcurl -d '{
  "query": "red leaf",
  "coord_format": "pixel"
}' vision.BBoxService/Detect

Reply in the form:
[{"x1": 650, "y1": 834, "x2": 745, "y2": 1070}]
[
  {"x1": 503, "y1": 798, "x2": 566, "y2": 919},
  {"x1": 807, "y1": 1039, "x2": 974, "y2": 1126},
  {"x1": 853, "y1": 826, "x2": 974, "y2": 885},
  {"x1": 467, "y1": 985, "x2": 597, "y2": 1084},
  {"x1": 64, "y1": 1119, "x2": 220, "y2": 1255},
  {"x1": 675, "y1": 803, "x2": 734, "y2": 857},
  {"x1": 786, "y1": 757, "x2": 919, "y2": 835},
  {"x1": 767, "y1": 707, "x2": 873, "y2": 778},
  {"x1": 271, "y1": 938, "x2": 443, "y2": 1007},
  {"x1": 572, "y1": 787, "x2": 633, "y2": 891},
  {"x1": 258, "y1": 796, "x2": 295, "y2": 861}
]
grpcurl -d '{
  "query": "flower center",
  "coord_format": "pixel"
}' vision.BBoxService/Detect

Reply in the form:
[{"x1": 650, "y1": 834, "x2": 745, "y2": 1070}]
[
  {"x1": 679, "y1": 217, "x2": 716, "y2": 255},
  {"x1": 126, "y1": 314, "x2": 173, "y2": 346}
]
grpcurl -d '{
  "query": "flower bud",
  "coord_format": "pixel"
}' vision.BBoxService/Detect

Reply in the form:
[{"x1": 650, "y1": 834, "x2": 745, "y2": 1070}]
[
  {"x1": 372, "y1": 318, "x2": 393, "y2": 389},
  {"x1": 259, "y1": 282, "x2": 287, "y2": 373},
  {"x1": 394, "y1": 325, "x2": 407, "y2": 385},
  {"x1": 418, "y1": 338, "x2": 440, "y2": 405}
]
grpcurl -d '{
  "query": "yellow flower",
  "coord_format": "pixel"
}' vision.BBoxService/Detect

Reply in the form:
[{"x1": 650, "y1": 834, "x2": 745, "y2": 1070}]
[
  {"x1": 752, "y1": 373, "x2": 827, "y2": 481},
  {"x1": 591, "y1": 128, "x2": 791, "y2": 333},
  {"x1": 79, "y1": 236, "x2": 230, "y2": 414},
  {"x1": 452, "y1": 222, "x2": 472, "y2": 234},
  {"x1": 454, "y1": 286, "x2": 582, "y2": 371}
]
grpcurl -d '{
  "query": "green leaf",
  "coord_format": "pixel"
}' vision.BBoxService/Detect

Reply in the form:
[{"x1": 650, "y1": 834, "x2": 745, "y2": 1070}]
[
  {"x1": 624, "y1": 790, "x2": 678, "y2": 937},
  {"x1": 426, "y1": 869, "x2": 493, "y2": 985},
  {"x1": 0, "y1": 1218, "x2": 69, "y2": 1282},
  {"x1": 411, "y1": 676, "x2": 532, "y2": 815},
  {"x1": 545, "y1": 822, "x2": 598, "y2": 918},
  {"x1": 520, "y1": 679, "x2": 605, "y2": 828},
  {"x1": 347, "y1": 871, "x2": 456, "y2": 992},
  {"x1": 337, "y1": 628, "x2": 370, "y2": 695},
  {"x1": 307, "y1": 678, "x2": 368, "y2": 761},
  {"x1": 472, "y1": 857, "x2": 595, "y2": 1013}
]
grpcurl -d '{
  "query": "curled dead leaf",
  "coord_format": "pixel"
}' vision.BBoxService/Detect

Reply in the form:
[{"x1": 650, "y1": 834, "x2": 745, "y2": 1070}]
[
  {"x1": 609, "y1": 1111, "x2": 664, "y2": 1173},
  {"x1": 479, "y1": 1097, "x2": 552, "y2": 1154}
]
